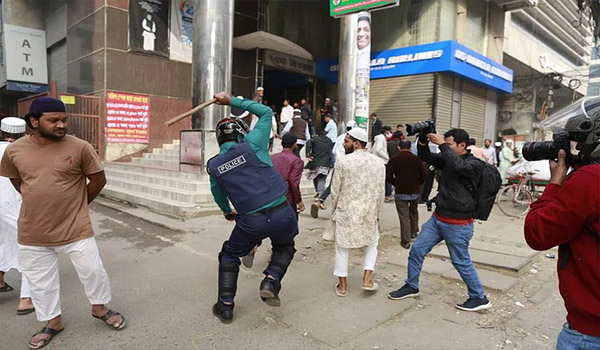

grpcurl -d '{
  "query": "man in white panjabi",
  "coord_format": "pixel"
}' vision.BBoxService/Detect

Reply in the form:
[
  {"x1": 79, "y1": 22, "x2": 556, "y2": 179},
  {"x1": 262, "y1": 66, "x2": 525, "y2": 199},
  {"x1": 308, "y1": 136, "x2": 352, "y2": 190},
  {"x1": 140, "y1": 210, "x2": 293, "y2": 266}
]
[
  {"x1": 0, "y1": 117, "x2": 34, "y2": 314},
  {"x1": 331, "y1": 127, "x2": 385, "y2": 297}
]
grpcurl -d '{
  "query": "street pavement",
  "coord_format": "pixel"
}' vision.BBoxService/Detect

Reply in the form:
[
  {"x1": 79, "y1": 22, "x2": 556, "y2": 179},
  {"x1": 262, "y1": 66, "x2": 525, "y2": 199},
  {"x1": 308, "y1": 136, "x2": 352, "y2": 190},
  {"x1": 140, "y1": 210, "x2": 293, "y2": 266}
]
[{"x1": 0, "y1": 198, "x2": 566, "y2": 350}]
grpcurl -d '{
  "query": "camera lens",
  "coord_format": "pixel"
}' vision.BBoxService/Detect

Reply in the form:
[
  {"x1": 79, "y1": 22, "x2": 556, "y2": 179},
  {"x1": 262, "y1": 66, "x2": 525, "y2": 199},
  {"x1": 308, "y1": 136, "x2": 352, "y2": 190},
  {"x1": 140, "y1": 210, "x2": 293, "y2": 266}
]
[{"x1": 522, "y1": 141, "x2": 556, "y2": 161}]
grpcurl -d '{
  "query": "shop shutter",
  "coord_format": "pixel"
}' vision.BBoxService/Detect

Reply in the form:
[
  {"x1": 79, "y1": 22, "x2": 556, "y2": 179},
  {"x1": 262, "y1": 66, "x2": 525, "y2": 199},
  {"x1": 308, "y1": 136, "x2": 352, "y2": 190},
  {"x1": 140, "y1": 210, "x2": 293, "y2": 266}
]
[
  {"x1": 459, "y1": 81, "x2": 486, "y2": 143},
  {"x1": 369, "y1": 74, "x2": 434, "y2": 129},
  {"x1": 435, "y1": 73, "x2": 453, "y2": 133}
]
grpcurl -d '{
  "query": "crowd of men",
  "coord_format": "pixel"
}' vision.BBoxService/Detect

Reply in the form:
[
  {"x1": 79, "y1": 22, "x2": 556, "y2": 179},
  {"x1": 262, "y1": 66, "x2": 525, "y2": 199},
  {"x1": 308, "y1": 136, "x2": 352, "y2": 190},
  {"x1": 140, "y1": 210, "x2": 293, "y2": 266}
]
[{"x1": 0, "y1": 93, "x2": 598, "y2": 350}]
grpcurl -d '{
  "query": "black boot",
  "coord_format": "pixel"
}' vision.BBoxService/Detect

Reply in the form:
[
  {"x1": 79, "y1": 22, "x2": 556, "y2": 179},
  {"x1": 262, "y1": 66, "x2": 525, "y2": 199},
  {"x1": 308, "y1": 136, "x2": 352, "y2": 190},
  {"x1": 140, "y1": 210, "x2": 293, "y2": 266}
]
[
  {"x1": 215, "y1": 244, "x2": 239, "y2": 323},
  {"x1": 260, "y1": 276, "x2": 282, "y2": 307},
  {"x1": 212, "y1": 301, "x2": 235, "y2": 324}
]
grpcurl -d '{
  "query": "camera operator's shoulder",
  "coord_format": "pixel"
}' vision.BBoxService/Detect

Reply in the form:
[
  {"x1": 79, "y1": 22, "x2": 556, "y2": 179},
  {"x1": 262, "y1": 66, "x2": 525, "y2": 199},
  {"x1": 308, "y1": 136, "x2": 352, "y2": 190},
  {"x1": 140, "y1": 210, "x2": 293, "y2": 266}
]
[{"x1": 578, "y1": 164, "x2": 600, "y2": 178}]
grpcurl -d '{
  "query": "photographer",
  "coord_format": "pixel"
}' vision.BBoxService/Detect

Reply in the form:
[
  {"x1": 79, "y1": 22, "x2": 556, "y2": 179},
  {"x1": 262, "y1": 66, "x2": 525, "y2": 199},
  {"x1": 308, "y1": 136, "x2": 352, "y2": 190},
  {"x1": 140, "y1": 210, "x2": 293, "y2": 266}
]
[
  {"x1": 523, "y1": 98, "x2": 600, "y2": 348},
  {"x1": 388, "y1": 126, "x2": 491, "y2": 312}
]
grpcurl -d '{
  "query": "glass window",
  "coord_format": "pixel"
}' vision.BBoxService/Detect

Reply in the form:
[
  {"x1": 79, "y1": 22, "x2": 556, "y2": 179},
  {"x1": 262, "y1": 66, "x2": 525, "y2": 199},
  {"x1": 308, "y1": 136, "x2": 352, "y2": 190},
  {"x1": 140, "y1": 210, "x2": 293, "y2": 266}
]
[
  {"x1": 590, "y1": 65, "x2": 600, "y2": 79},
  {"x1": 592, "y1": 47, "x2": 600, "y2": 61},
  {"x1": 588, "y1": 82, "x2": 600, "y2": 96}
]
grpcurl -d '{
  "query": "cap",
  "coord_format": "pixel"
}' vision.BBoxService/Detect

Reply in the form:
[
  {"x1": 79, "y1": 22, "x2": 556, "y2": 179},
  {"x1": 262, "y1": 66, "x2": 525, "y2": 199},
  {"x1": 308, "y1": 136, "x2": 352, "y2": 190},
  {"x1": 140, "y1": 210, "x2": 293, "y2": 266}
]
[
  {"x1": 29, "y1": 97, "x2": 66, "y2": 115},
  {"x1": 346, "y1": 120, "x2": 356, "y2": 129},
  {"x1": 257, "y1": 87, "x2": 264, "y2": 91},
  {"x1": 1, "y1": 117, "x2": 26, "y2": 134},
  {"x1": 494, "y1": 141, "x2": 502, "y2": 147},
  {"x1": 347, "y1": 127, "x2": 368, "y2": 143},
  {"x1": 293, "y1": 109, "x2": 301, "y2": 115}
]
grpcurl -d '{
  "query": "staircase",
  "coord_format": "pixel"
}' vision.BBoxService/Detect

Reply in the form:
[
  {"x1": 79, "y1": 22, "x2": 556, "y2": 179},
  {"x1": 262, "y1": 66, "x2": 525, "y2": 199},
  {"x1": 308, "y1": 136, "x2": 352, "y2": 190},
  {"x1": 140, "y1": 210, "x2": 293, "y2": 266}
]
[
  {"x1": 101, "y1": 140, "x2": 216, "y2": 218},
  {"x1": 101, "y1": 140, "x2": 316, "y2": 218}
]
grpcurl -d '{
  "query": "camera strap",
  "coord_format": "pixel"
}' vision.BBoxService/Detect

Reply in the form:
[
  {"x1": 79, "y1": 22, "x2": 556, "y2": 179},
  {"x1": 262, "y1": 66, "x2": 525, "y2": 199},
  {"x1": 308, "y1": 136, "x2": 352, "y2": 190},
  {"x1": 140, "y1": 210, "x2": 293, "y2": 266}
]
[{"x1": 558, "y1": 227, "x2": 599, "y2": 270}]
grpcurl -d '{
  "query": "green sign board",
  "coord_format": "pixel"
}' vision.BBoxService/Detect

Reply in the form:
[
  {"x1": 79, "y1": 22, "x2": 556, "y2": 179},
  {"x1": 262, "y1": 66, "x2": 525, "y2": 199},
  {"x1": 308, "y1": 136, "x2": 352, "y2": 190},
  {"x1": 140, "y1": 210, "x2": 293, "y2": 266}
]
[{"x1": 330, "y1": 0, "x2": 398, "y2": 17}]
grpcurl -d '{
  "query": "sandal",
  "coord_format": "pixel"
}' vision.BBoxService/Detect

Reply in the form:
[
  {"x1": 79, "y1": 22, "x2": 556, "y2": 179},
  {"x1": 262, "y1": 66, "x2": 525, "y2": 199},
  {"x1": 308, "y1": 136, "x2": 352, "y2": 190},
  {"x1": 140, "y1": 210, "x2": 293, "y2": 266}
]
[
  {"x1": 335, "y1": 283, "x2": 347, "y2": 297},
  {"x1": 28, "y1": 327, "x2": 63, "y2": 350},
  {"x1": 92, "y1": 309, "x2": 127, "y2": 330},
  {"x1": 0, "y1": 283, "x2": 14, "y2": 293},
  {"x1": 17, "y1": 307, "x2": 36, "y2": 316},
  {"x1": 361, "y1": 281, "x2": 379, "y2": 292}
]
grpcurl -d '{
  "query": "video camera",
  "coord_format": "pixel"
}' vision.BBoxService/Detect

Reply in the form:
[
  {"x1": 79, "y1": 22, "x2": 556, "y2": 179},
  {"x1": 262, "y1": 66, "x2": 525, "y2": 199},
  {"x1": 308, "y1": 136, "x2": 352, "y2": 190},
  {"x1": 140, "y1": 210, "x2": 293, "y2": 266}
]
[
  {"x1": 406, "y1": 119, "x2": 436, "y2": 136},
  {"x1": 522, "y1": 131, "x2": 572, "y2": 163}
]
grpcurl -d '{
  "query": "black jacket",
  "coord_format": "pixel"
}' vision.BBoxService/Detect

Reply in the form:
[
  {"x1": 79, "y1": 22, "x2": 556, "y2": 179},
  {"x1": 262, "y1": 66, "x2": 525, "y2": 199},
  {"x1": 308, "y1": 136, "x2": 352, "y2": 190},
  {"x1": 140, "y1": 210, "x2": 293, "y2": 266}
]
[
  {"x1": 418, "y1": 143, "x2": 483, "y2": 219},
  {"x1": 371, "y1": 119, "x2": 383, "y2": 141},
  {"x1": 301, "y1": 103, "x2": 312, "y2": 121},
  {"x1": 305, "y1": 136, "x2": 333, "y2": 169}
]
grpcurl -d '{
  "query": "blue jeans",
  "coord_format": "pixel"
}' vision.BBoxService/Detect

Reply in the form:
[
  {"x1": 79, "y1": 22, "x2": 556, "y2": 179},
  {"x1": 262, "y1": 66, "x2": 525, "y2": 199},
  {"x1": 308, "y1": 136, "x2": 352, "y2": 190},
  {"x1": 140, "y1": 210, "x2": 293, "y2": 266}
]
[
  {"x1": 557, "y1": 323, "x2": 600, "y2": 350},
  {"x1": 405, "y1": 215, "x2": 485, "y2": 299}
]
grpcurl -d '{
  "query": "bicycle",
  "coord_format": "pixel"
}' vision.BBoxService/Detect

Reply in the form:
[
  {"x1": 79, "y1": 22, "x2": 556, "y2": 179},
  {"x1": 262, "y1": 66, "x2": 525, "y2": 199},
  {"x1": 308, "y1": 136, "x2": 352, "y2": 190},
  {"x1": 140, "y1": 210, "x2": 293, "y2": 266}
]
[{"x1": 496, "y1": 171, "x2": 544, "y2": 217}]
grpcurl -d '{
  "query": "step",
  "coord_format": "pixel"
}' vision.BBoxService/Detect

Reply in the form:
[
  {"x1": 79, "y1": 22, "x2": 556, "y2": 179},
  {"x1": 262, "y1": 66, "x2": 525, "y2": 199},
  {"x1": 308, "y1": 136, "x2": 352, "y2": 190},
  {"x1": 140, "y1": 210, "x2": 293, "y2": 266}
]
[
  {"x1": 105, "y1": 177, "x2": 211, "y2": 203},
  {"x1": 429, "y1": 241, "x2": 537, "y2": 276},
  {"x1": 130, "y1": 157, "x2": 180, "y2": 169},
  {"x1": 162, "y1": 144, "x2": 179, "y2": 151},
  {"x1": 103, "y1": 162, "x2": 205, "y2": 181},
  {"x1": 153, "y1": 148, "x2": 179, "y2": 156},
  {"x1": 142, "y1": 153, "x2": 180, "y2": 162},
  {"x1": 104, "y1": 168, "x2": 207, "y2": 192},
  {"x1": 101, "y1": 186, "x2": 215, "y2": 218}
]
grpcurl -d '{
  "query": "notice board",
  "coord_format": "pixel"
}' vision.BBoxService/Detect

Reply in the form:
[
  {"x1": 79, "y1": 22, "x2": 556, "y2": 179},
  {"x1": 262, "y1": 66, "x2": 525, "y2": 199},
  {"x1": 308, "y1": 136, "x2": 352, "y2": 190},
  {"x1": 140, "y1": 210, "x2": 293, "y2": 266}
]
[{"x1": 106, "y1": 91, "x2": 150, "y2": 143}]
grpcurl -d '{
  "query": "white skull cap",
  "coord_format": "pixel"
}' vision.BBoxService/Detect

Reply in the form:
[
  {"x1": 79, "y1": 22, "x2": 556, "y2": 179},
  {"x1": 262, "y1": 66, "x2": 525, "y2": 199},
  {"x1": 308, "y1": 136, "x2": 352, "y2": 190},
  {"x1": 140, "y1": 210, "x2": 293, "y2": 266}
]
[
  {"x1": 347, "y1": 127, "x2": 368, "y2": 143},
  {"x1": 1, "y1": 117, "x2": 26, "y2": 134}
]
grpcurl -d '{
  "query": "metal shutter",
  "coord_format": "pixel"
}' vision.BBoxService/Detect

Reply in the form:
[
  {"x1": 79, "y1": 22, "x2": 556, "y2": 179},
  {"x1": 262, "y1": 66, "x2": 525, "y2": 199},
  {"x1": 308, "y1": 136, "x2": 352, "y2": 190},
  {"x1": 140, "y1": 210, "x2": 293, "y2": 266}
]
[
  {"x1": 435, "y1": 73, "x2": 453, "y2": 133},
  {"x1": 459, "y1": 81, "x2": 486, "y2": 143},
  {"x1": 369, "y1": 74, "x2": 434, "y2": 128}
]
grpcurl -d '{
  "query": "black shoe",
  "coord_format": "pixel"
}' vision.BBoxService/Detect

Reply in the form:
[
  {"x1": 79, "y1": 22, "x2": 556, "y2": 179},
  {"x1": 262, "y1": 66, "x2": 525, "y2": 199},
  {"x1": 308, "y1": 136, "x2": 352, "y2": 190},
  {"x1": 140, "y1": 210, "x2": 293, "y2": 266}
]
[
  {"x1": 400, "y1": 242, "x2": 411, "y2": 249},
  {"x1": 260, "y1": 277, "x2": 281, "y2": 307},
  {"x1": 387, "y1": 284, "x2": 420, "y2": 300},
  {"x1": 455, "y1": 296, "x2": 492, "y2": 312},
  {"x1": 212, "y1": 301, "x2": 234, "y2": 324}
]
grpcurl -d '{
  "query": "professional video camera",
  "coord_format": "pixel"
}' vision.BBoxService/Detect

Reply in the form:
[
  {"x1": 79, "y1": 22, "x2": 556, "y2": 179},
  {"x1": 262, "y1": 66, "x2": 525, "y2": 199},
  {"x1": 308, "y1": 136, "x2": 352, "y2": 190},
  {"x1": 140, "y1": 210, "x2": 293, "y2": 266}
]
[
  {"x1": 522, "y1": 131, "x2": 571, "y2": 162},
  {"x1": 406, "y1": 119, "x2": 436, "y2": 136},
  {"x1": 524, "y1": 97, "x2": 600, "y2": 165}
]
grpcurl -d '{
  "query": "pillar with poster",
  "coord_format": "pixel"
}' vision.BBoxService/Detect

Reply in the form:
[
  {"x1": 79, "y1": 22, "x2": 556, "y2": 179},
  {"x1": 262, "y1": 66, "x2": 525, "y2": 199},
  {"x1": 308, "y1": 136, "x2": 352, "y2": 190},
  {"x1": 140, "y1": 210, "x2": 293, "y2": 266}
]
[{"x1": 354, "y1": 12, "x2": 371, "y2": 133}]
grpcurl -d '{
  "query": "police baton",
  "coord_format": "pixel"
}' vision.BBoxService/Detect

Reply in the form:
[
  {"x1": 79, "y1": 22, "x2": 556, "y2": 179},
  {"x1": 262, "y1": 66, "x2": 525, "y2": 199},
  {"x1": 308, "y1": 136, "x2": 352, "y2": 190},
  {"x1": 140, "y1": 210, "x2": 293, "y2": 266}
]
[{"x1": 164, "y1": 98, "x2": 217, "y2": 127}]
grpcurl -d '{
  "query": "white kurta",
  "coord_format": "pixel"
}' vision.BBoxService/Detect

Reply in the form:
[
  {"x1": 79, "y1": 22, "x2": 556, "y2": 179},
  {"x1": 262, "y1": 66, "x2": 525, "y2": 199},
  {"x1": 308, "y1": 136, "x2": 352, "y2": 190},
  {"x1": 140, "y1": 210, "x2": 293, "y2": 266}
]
[
  {"x1": 0, "y1": 141, "x2": 21, "y2": 272},
  {"x1": 331, "y1": 149, "x2": 385, "y2": 249}
]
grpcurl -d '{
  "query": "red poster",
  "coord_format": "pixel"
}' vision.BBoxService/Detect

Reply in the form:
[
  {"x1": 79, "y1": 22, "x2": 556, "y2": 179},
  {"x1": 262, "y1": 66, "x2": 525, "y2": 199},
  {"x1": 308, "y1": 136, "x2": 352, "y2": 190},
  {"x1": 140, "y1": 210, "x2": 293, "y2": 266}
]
[{"x1": 106, "y1": 91, "x2": 150, "y2": 143}]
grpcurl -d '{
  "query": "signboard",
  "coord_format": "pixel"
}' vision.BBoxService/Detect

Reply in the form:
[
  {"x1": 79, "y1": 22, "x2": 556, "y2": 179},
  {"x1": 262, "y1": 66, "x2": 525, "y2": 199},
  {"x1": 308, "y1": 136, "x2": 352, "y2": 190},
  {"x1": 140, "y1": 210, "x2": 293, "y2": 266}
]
[
  {"x1": 6, "y1": 81, "x2": 47, "y2": 93},
  {"x1": 263, "y1": 50, "x2": 316, "y2": 76},
  {"x1": 170, "y1": 0, "x2": 194, "y2": 63},
  {"x1": 3, "y1": 24, "x2": 48, "y2": 84},
  {"x1": 317, "y1": 40, "x2": 514, "y2": 93},
  {"x1": 330, "y1": 0, "x2": 398, "y2": 17},
  {"x1": 106, "y1": 91, "x2": 150, "y2": 143},
  {"x1": 60, "y1": 95, "x2": 75, "y2": 105},
  {"x1": 129, "y1": 0, "x2": 170, "y2": 57}
]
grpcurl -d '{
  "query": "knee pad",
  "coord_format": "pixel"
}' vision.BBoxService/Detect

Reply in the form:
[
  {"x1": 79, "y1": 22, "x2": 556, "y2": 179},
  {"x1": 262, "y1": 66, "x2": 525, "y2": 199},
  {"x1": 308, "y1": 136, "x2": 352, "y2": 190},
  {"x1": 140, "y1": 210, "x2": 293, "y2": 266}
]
[
  {"x1": 218, "y1": 262, "x2": 239, "y2": 300},
  {"x1": 265, "y1": 246, "x2": 296, "y2": 281}
]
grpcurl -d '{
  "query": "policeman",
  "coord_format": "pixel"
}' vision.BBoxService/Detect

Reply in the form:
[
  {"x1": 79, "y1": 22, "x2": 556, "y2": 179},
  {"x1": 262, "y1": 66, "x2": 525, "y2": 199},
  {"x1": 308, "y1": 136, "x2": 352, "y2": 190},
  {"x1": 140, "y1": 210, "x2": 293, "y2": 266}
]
[{"x1": 208, "y1": 92, "x2": 298, "y2": 324}]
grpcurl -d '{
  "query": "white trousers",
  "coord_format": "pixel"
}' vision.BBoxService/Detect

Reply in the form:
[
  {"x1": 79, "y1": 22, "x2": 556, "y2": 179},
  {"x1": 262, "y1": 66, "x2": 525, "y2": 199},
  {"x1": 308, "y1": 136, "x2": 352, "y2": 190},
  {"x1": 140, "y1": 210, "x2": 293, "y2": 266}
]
[
  {"x1": 334, "y1": 230, "x2": 379, "y2": 277},
  {"x1": 18, "y1": 237, "x2": 111, "y2": 321}
]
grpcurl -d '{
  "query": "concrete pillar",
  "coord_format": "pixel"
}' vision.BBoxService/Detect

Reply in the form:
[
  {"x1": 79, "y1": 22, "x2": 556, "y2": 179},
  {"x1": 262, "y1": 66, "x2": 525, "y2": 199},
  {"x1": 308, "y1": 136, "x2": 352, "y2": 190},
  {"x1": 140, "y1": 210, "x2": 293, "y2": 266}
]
[
  {"x1": 337, "y1": 12, "x2": 371, "y2": 138},
  {"x1": 337, "y1": 14, "x2": 358, "y2": 130},
  {"x1": 192, "y1": 0, "x2": 234, "y2": 130}
]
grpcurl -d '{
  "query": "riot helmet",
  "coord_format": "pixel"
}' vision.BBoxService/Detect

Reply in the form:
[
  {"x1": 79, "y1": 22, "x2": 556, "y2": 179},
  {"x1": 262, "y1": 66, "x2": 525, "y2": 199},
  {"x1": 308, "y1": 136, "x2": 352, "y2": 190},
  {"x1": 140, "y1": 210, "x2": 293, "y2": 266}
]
[{"x1": 541, "y1": 97, "x2": 600, "y2": 163}]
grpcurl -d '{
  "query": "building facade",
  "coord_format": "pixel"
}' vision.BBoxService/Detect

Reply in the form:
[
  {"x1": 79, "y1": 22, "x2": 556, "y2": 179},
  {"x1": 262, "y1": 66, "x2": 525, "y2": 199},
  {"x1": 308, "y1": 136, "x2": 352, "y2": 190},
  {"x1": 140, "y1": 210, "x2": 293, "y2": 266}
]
[
  {"x1": 1, "y1": 0, "x2": 575, "y2": 163},
  {"x1": 499, "y1": 0, "x2": 591, "y2": 142}
]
